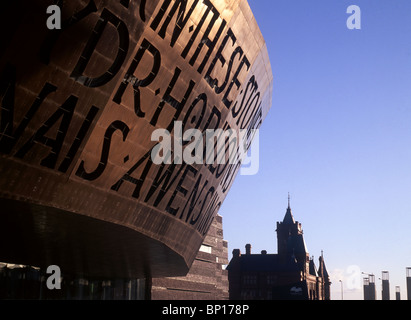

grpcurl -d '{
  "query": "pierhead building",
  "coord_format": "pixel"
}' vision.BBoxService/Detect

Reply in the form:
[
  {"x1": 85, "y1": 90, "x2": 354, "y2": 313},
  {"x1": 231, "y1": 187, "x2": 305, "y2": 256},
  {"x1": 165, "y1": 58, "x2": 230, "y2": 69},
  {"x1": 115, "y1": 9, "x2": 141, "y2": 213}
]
[{"x1": 227, "y1": 198, "x2": 331, "y2": 300}]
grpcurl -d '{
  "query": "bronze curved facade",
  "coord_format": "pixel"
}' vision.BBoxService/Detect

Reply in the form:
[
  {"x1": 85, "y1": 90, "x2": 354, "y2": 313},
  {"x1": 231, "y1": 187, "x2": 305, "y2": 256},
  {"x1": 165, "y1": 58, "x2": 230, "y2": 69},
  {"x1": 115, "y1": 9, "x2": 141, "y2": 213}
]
[{"x1": 0, "y1": 0, "x2": 273, "y2": 279}]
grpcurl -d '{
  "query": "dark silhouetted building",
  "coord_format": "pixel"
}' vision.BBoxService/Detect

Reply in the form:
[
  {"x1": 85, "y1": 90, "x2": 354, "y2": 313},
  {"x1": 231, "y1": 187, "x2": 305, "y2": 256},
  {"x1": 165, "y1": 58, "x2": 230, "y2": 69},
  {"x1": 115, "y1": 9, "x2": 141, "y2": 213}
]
[{"x1": 227, "y1": 198, "x2": 331, "y2": 300}]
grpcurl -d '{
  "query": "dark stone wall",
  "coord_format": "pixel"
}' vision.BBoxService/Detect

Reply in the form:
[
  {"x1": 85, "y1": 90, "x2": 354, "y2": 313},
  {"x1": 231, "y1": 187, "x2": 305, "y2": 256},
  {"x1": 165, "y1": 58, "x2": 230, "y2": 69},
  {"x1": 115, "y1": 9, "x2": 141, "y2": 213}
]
[{"x1": 151, "y1": 214, "x2": 228, "y2": 300}]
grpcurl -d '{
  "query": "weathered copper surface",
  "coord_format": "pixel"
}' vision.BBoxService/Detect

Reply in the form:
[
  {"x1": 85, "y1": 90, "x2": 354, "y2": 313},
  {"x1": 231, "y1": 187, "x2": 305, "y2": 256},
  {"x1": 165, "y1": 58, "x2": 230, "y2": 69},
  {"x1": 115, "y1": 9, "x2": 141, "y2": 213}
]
[{"x1": 0, "y1": 0, "x2": 273, "y2": 278}]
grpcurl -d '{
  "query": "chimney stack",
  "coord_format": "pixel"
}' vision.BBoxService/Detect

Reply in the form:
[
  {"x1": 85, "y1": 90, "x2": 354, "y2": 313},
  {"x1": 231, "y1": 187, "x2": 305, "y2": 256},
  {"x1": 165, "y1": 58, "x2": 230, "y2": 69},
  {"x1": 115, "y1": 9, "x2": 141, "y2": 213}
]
[{"x1": 245, "y1": 244, "x2": 251, "y2": 255}]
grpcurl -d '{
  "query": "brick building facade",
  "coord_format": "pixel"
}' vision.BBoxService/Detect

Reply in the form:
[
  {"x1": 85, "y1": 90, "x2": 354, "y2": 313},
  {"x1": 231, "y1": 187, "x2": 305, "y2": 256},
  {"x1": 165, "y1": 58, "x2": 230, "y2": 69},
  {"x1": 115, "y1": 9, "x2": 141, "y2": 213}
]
[
  {"x1": 151, "y1": 214, "x2": 229, "y2": 300},
  {"x1": 227, "y1": 200, "x2": 331, "y2": 300}
]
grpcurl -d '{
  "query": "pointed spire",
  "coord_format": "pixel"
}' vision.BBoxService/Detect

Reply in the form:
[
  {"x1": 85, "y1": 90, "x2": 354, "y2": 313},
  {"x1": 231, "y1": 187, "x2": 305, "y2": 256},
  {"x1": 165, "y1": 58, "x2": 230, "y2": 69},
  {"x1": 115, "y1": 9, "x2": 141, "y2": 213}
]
[
  {"x1": 288, "y1": 192, "x2": 291, "y2": 209},
  {"x1": 318, "y1": 251, "x2": 330, "y2": 279},
  {"x1": 283, "y1": 193, "x2": 295, "y2": 224}
]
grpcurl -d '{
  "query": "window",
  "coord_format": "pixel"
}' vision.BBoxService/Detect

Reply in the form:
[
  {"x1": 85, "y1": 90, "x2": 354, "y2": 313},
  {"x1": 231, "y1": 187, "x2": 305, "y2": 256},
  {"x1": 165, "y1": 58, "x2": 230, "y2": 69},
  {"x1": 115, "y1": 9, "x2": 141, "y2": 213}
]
[
  {"x1": 243, "y1": 275, "x2": 257, "y2": 285},
  {"x1": 241, "y1": 290, "x2": 256, "y2": 299},
  {"x1": 199, "y1": 244, "x2": 212, "y2": 254}
]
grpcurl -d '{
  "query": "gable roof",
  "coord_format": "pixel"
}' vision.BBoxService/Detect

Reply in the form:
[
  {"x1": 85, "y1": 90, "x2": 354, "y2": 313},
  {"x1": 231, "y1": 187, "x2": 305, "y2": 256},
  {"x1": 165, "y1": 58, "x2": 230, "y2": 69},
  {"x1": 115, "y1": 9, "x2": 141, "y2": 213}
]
[{"x1": 227, "y1": 253, "x2": 301, "y2": 273}]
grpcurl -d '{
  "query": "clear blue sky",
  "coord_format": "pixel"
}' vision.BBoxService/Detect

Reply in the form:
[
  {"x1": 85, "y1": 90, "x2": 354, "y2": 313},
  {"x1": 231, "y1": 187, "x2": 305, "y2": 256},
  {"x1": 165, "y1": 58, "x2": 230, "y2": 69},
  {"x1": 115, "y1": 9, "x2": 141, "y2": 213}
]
[{"x1": 220, "y1": 0, "x2": 411, "y2": 300}]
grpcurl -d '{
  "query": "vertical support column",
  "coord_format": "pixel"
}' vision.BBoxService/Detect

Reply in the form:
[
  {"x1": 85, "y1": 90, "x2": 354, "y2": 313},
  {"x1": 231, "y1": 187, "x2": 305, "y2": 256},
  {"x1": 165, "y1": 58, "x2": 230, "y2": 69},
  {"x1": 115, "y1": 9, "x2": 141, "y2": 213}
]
[
  {"x1": 381, "y1": 271, "x2": 390, "y2": 300},
  {"x1": 406, "y1": 267, "x2": 411, "y2": 300},
  {"x1": 363, "y1": 277, "x2": 370, "y2": 300},
  {"x1": 395, "y1": 286, "x2": 401, "y2": 300},
  {"x1": 369, "y1": 274, "x2": 376, "y2": 300}
]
